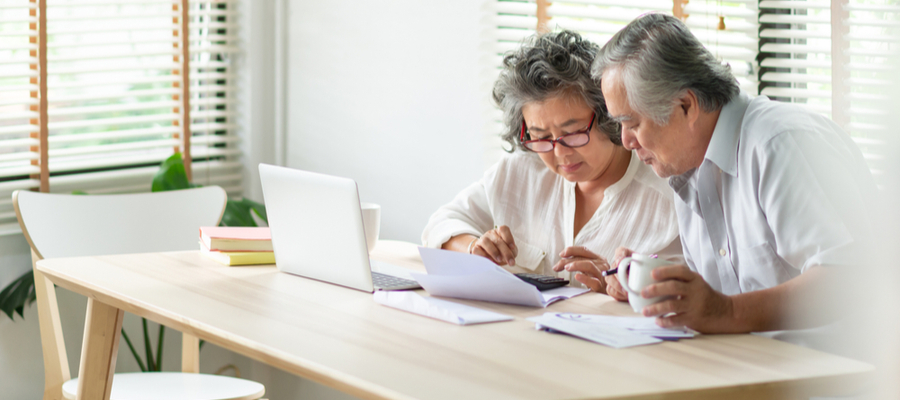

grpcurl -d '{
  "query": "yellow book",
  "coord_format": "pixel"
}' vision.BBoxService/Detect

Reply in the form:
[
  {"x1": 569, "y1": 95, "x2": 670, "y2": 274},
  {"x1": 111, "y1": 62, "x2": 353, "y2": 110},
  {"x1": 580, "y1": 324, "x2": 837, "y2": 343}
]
[{"x1": 200, "y1": 243, "x2": 275, "y2": 266}]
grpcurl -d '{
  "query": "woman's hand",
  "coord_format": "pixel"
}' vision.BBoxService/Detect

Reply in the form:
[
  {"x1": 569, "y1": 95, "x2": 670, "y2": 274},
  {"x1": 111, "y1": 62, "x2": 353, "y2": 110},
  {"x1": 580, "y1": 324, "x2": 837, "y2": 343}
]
[
  {"x1": 604, "y1": 247, "x2": 633, "y2": 302},
  {"x1": 471, "y1": 226, "x2": 518, "y2": 266},
  {"x1": 443, "y1": 227, "x2": 518, "y2": 266},
  {"x1": 552, "y1": 246, "x2": 609, "y2": 293}
]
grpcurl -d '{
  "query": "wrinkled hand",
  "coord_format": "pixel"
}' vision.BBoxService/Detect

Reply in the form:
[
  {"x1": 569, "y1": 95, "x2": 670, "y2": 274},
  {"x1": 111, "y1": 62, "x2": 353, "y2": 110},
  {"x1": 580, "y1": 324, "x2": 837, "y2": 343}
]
[
  {"x1": 472, "y1": 225, "x2": 518, "y2": 266},
  {"x1": 605, "y1": 247, "x2": 633, "y2": 302},
  {"x1": 640, "y1": 265, "x2": 735, "y2": 333},
  {"x1": 552, "y1": 246, "x2": 609, "y2": 293}
]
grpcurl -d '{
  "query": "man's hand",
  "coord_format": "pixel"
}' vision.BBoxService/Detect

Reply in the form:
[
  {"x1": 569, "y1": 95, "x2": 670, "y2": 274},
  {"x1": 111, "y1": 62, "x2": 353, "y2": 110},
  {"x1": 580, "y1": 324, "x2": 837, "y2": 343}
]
[
  {"x1": 471, "y1": 226, "x2": 518, "y2": 266},
  {"x1": 552, "y1": 246, "x2": 609, "y2": 293},
  {"x1": 640, "y1": 265, "x2": 736, "y2": 333}
]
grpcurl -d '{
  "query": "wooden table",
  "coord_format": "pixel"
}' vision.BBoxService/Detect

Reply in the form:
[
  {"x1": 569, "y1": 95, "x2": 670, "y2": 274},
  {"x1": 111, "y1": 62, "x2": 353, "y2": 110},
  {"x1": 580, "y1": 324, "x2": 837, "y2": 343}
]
[{"x1": 36, "y1": 240, "x2": 873, "y2": 400}]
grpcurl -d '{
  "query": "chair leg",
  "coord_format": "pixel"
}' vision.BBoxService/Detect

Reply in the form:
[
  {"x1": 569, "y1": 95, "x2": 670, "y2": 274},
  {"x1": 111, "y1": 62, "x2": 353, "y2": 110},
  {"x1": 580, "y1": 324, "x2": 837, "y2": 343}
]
[{"x1": 76, "y1": 298, "x2": 124, "y2": 400}]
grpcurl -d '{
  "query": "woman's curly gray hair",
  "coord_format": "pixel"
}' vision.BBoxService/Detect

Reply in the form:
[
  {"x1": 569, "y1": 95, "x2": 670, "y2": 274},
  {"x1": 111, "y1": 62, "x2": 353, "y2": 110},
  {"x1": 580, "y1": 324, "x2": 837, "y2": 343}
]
[{"x1": 492, "y1": 30, "x2": 621, "y2": 152}]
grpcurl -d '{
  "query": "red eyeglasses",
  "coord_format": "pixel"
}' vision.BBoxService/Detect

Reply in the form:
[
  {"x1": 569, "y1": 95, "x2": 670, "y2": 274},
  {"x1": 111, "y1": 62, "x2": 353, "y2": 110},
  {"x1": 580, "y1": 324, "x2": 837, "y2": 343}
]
[{"x1": 520, "y1": 113, "x2": 595, "y2": 153}]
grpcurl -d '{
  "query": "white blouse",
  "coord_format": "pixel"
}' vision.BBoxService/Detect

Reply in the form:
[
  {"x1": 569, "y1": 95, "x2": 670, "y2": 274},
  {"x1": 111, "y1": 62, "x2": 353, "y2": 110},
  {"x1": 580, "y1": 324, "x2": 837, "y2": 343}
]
[{"x1": 422, "y1": 151, "x2": 682, "y2": 281}]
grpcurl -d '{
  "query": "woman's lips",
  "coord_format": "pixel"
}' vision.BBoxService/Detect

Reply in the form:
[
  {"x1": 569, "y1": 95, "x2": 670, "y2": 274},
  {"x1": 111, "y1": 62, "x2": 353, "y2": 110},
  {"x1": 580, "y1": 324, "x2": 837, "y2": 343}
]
[{"x1": 559, "y1": 162, "x2": 582, "y2": 173}]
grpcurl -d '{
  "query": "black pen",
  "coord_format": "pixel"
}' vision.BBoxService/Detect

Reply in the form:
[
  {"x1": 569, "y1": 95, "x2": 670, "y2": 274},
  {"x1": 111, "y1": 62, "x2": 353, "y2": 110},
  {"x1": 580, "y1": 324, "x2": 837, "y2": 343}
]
[{"x1": 602, "y1": 254, "x2": 657, "y2": 276}]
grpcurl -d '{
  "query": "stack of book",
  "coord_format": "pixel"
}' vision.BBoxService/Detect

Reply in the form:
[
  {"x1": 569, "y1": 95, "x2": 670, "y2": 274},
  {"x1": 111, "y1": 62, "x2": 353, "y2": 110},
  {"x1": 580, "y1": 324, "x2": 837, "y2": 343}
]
[{"x1": 199, "y1": 226, "x2": 275, "y2": 266}]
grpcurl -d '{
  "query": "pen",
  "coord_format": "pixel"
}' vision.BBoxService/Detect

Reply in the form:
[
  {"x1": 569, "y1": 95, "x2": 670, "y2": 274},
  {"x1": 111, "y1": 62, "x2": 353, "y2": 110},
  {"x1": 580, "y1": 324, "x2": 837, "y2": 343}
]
[{"x1": 602, "y1": 254, "x2": 657, "y2": 276}]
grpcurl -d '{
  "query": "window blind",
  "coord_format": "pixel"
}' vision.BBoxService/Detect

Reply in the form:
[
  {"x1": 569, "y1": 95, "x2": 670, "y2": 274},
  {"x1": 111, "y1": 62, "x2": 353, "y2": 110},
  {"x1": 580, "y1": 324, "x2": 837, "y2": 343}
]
[
  {"x1": 758, "y1": 0, "x2": 898, "y2": 183},
  {"x1": 485, "y1": 0, "x2": 759, "y2": 167},
  {"x1": 0, "y1": 0, "x2": 41, "y2": 235},
  {"x1": 0, "y1": 0, "x2": 242, "y2": 235}
]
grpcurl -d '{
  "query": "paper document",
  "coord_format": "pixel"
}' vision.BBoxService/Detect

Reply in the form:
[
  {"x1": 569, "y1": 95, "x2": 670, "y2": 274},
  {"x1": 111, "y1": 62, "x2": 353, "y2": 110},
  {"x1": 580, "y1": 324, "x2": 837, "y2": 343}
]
[
  {"x1": 374, "y1": 291, "x2": 514, "y2": 325},
  {"x1": 551, "y1": 313, "x2": 698, "y2": 339},
  {"x1": 413, "y1": 247, "x2": 588, "y2": 308},
  {"x1": 527, "y1": 313, "x2": 662, "y2": 348},
  {"x1": 527, "y1": 313, "x2": 698, "y2": 348}
]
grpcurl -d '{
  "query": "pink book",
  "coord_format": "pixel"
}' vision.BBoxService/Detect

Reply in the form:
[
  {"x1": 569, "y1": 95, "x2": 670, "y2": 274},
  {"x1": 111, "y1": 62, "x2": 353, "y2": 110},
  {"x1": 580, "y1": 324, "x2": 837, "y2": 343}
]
[{"x1": 199, "y1": 227, "x2": 272, "y2": 252}]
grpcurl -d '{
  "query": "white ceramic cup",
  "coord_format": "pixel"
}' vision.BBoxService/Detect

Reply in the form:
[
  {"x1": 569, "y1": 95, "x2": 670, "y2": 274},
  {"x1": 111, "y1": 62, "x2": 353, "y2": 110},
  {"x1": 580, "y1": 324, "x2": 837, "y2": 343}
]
[
  {"x1": 360, "y1": 203, "x2": 381, "y2": 253},
  {"x1": 617, "y1": 254, "x2": 674, "y2": 313}
]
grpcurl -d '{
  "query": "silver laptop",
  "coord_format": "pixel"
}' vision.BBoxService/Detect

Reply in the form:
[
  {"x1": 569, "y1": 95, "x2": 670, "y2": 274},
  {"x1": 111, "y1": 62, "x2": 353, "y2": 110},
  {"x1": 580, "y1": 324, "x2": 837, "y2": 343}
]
[{"x1": 258, "y1": 163, "x2": 420, "y2": 292}]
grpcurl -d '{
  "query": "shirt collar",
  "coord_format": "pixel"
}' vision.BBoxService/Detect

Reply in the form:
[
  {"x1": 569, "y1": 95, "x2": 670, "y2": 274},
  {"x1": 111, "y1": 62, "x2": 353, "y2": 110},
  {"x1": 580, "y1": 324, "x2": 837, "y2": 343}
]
[
  {"x1": 703, "y1": 91, "x2": 752, "y2": 177},
  {"x1": 669, "y1": 167, "x2": 700, "y2": 216}
]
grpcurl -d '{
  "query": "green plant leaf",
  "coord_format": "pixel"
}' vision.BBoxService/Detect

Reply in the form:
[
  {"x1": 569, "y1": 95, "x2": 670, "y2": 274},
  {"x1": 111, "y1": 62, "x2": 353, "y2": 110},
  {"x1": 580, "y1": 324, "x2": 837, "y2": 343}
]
[
  {"x1": 155, "y1": 324, "x2": 165, "y2": 371},
  {"x1": 245, "y1": 198, "x2": 268, "y2": 224},
  {"x1": 0, "y1": 271, "x2": 36, "y2": 320},
  {"x1": 220, "y1": 199, "x2": 258, "y2": 227},
  {"x1": 151, "y1": 153, "x2": 194, "y2": 192},
  {"x1": 121, "y1": 329, "x2": 147, "y2": 372},
  {"x1": 142, "y1": 318, "x2": 157, "y2": 372}
]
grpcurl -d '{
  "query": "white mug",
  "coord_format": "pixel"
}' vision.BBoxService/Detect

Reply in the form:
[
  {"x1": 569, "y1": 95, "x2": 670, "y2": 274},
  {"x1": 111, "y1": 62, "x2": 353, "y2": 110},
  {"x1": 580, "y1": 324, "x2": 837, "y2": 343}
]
[
  {"x1": 617, "y1": 254, "x2": 674, "y2": 313},
  {"x1": 360, "y1": 203, "x2": 381, "y2": 253}
]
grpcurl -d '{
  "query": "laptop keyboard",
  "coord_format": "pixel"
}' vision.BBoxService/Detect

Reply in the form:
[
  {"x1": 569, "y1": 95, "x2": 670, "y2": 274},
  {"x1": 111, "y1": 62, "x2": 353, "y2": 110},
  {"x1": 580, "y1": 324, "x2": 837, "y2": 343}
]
[{"x1": 372, "y1": 272, "x2": 421, "y2": 291}]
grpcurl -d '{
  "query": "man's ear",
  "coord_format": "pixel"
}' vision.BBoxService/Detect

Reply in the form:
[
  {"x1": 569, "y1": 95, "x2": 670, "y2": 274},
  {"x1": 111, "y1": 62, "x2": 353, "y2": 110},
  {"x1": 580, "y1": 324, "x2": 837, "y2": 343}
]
[{"x1": 680, "y1": 90, "x2": 701, "y2": 125}]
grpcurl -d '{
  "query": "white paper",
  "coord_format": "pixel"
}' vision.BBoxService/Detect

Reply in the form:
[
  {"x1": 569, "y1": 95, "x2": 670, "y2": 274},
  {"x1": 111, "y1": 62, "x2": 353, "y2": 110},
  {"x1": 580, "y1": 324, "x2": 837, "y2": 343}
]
[
  {"x1": 550, "y1": 313, "x2": 698, "y2": 339},
  {"x1": 373, "y1": 291, "x2": 514, "y2": 325},
  {"x1": 527, "y1": 313, "x2": 663, "y2": 348},
  {"x1": 414, "y1": 247, "x2": 588, "y2": 308},
  {"x1": 541, "y1": 286, "x2": 591, "y2": 305}
]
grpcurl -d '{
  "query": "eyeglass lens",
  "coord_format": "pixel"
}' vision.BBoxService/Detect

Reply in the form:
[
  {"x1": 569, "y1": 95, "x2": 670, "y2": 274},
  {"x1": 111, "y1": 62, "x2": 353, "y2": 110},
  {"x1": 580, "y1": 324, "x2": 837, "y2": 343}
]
[{"x1": 524, "y1": 133, "x2": 590, "y2": 152}]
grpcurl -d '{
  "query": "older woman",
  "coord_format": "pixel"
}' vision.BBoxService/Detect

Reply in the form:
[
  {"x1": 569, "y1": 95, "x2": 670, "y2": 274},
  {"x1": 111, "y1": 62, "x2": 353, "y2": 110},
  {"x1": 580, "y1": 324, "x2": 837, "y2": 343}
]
[{"x1": 421, "y1": 31, "x2": 680, "y2": 294}]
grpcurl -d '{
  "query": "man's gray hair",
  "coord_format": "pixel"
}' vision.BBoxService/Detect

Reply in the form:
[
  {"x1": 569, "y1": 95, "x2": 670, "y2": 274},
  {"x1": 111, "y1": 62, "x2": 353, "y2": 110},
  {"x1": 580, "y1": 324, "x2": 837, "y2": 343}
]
[
  {"x1": 592, "y1": 13, "x2": 739, "y2": 125},
  {"x1": 493, "y1": 30, "x2": 621, "y2": 152}
]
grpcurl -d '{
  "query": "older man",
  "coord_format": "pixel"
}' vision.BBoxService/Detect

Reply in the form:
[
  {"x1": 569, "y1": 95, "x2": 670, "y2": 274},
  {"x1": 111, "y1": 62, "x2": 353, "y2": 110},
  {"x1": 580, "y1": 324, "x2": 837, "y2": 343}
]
[{"x1": 593, "y1": 14, "x2": 878, "y2": 333}]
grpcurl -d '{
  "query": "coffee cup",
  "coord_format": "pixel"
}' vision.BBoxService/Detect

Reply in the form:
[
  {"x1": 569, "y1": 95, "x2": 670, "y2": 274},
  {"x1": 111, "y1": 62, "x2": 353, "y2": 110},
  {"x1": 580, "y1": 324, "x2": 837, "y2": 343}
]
[
  {"x1": 360, "y1": 203, "x2": 381, "y2": 253},
  {"x1": 617, "y1": 254, "x2": 674, "y2": 313}
]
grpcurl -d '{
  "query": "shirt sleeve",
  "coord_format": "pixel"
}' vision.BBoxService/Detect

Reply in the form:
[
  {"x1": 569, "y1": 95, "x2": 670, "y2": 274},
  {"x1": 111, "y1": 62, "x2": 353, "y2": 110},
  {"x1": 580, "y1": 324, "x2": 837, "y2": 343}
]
[
  {"x1": 757, "y1": 128, "x2": 876, "y2": 272},
  {"x1": 421, "y1": 175, "x2": 496, "y2": 249}
]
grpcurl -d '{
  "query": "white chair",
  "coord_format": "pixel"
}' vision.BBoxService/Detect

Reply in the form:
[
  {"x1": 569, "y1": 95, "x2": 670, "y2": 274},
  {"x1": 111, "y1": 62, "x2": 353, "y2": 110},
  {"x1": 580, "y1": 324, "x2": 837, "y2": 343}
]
[{"x1": 13, "y1": 187, "x2": 265, "y2": 400}]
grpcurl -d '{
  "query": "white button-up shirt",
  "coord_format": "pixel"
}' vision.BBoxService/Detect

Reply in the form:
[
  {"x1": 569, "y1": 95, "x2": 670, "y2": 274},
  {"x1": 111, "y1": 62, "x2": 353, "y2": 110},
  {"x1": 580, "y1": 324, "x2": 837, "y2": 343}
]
[
  {"x1": 670, "y1": 92, "x2": 878, "y2": 295},
  {"x1": 422, "y1": 151, "x2": 682, "y2": 280}
]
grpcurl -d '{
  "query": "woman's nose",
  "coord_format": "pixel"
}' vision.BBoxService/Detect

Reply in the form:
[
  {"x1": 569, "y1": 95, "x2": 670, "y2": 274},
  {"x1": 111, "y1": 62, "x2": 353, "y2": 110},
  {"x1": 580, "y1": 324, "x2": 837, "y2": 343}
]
[{"x1": 554, "y1": 141, "x2": 574, "y2": 156}]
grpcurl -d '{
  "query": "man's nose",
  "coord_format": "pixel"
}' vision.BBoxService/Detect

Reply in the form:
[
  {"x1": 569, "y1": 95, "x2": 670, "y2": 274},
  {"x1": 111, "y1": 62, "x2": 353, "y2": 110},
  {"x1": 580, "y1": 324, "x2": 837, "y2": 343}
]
[{"x1": 621, "y1": 130, "x2": 640, "y2": 151}]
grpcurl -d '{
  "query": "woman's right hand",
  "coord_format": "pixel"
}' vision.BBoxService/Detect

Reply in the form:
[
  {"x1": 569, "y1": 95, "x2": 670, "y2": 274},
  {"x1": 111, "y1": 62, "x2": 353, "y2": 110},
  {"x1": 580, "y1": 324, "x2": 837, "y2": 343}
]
[
  {"x1": 471, "y1": 226, "x2": 518, "y2": 266},
  {"x1": 444, "y1": 227, "x2": 518, "y2": 266}
]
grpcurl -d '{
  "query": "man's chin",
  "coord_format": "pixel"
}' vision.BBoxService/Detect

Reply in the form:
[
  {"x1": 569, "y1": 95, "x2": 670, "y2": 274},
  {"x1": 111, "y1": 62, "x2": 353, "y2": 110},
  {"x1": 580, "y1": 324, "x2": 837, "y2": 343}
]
[{"x1": 650, "y1": 164, "x2": 675, "y2": 179}]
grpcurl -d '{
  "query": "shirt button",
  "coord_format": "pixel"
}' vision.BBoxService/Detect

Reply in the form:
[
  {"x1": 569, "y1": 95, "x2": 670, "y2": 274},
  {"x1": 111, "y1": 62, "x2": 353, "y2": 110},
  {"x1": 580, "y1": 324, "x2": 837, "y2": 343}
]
[{"x1": 719, "y1": 248, "x2": 727, "y2": 256}]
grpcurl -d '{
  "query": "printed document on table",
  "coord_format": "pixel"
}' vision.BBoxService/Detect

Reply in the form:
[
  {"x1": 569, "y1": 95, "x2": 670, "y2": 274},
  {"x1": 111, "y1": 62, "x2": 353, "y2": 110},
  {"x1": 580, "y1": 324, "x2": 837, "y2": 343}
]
[
  {"x1": 550, "y1": 313, "x2": 698, "y2": 339},
  {"x1": 413, "y1": 247, "x2": 588, "y2": 308},
  {"x1": 527, "y1": 313, "x2": 663, "y2": 348},
  {"x1": 374, "y1": 291, "x2": 514, "y2": 325}
]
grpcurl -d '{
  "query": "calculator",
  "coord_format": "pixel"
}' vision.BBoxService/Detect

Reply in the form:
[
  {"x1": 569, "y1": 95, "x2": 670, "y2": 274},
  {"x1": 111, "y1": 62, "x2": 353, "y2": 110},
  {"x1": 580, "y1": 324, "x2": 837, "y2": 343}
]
[{"x1": 514, "y1": 273, "x2": 569, "y2": 291}]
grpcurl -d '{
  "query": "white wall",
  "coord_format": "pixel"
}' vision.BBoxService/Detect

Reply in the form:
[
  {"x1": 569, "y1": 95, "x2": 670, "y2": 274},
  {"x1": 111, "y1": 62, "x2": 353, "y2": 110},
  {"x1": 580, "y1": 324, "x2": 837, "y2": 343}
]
[{"x1": 285, "y1": 0, "x2": 494, "y2": 243}]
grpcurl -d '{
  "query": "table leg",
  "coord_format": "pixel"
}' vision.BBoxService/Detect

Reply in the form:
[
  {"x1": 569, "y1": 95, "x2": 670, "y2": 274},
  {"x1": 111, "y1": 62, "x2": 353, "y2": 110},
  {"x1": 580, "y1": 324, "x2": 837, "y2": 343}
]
[{"x1": 77, "y1": 298, "x2": 124, "y2": 400}]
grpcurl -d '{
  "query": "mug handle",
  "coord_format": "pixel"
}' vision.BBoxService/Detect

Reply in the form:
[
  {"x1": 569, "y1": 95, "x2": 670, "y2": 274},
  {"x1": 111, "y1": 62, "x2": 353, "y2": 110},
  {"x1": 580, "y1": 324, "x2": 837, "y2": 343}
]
[{"x1": 617, "y1": 257, "x2": 641, "y2": 295}]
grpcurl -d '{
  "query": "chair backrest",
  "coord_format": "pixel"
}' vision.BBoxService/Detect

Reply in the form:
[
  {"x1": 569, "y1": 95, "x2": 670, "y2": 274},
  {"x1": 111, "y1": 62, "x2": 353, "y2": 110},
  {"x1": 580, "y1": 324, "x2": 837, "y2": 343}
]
[
  {"x1": 15, "y1": 187, "x2": 227, "y2": 259},
  {"x1": 13, "y1": 187, "x2": 227, "y2": 400}
]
